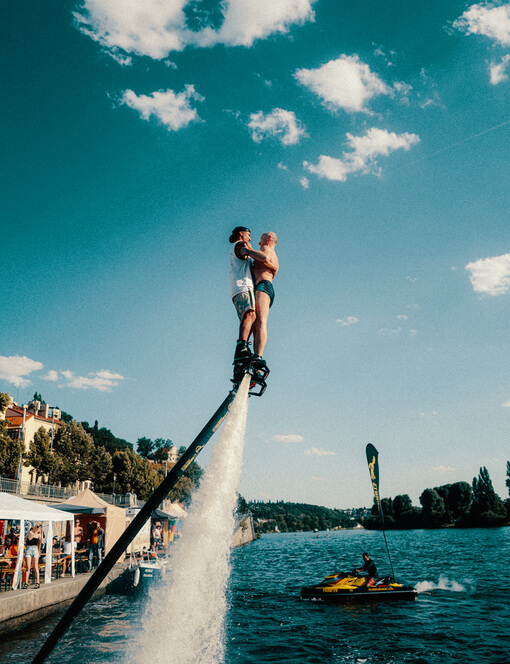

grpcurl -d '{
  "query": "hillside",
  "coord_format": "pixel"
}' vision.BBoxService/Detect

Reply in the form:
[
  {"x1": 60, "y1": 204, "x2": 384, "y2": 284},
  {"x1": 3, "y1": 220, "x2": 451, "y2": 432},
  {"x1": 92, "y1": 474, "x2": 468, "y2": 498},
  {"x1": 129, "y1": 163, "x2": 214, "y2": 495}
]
[{"x1": 248, "y1": 500, "x2": 360, "y2": 533}]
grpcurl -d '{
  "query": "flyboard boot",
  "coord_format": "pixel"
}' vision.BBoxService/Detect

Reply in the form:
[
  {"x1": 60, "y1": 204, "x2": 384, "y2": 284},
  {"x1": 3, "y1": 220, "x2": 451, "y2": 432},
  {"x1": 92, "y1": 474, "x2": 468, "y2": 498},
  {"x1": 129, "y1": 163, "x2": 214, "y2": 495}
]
[
  {"x1": 248, "y1": 355, "x2": 269, "y2": 396},
  {"x1": 232, "y1": 341, "x2": 252, "y2": 389},
  {"x1": 231, "y1": 344, "x2": 269, "y2": 396}
]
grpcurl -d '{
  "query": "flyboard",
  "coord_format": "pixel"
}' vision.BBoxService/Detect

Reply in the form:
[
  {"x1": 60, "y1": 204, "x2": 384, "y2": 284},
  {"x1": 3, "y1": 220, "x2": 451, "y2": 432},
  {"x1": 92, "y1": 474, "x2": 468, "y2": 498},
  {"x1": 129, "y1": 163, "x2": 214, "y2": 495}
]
[{"x1": 32, "y1": 362, "x2": 267, "y2": 664}]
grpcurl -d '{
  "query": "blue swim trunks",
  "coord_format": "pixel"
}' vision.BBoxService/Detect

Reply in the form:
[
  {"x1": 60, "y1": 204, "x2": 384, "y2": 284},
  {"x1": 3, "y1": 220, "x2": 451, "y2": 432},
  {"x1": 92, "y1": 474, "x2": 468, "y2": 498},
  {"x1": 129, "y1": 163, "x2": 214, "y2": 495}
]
[{"x1": 255, "y1": 280, "x2": 275, "y2": 307}]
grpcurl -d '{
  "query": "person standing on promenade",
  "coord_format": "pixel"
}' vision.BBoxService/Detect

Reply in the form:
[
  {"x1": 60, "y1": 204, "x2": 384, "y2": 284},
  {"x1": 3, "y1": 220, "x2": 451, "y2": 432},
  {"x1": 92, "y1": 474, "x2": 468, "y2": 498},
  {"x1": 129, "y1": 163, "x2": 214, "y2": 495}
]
[
  {"x1": 229, "y1": 226, "x2": 256, "y2": 364},
  {"x1": 23, "y1": 524, "x2": 42, "y2": 589},
  {"x1": 88, "y1": 521, "x2": 104, "y2": 570},
  {"x1": 74, "y1": 518, "x2": 84, "y2": 549},
  {"x1": 241, "y1": 232, "x2": 279, "y2": 370}
]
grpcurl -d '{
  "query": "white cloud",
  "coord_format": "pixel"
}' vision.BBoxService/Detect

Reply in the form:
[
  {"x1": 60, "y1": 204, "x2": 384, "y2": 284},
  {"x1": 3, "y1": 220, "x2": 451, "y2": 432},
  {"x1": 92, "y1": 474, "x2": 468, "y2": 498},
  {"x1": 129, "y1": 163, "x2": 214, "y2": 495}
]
[
  {"x1": 120, "y1": 86, "x2": 204, "y2": 131},
  {"x1": 272, "y1": 434, "x2": 305, "y2": 443},
  {"x1": 304, "y1": 127, "x2": 420, "y2": 182},
  {"x1": 336, "y1": 316, "x2": 359, "y2": 326},
  {"x1": 304, "y1": 447, "x2": 336, "y2": 456},
  {"x1": 294, "y1": 54, "x2": 391, "y2": 113},
  {"x1": 300, "y1": 176, "x2": 310, "y2": 189},
  {"x1": 431, "y1": 465, "x2": 455, "y2": 473},
  {"x1": 465, "y1": 251, "x2": 510, "y2": 295},
  {"x1": 502, "y1": 399, "x2": 510, "y2": 407},
  {"x1": 453, "y1": 2, "x2": 510, "y2": 47},
  {"x1": 0, "y1": 355, "x2": 43, "y2": 388},
  {"x1": 41, "y1": 370, "x2": 59, "y2": 382},
  {"x1": 248, "y1": 108, "x2": 307, "y2": 145},
  {"x1": 312, "y1": 476, "x2": 325, "y2": 481},
  {"x1": 59, "y1": 369, "x2": 125, "y2": 393},
  {"x1": 490, "y1": 54, "x2": 510, "y2": 84},
  {"x1": 74, "y1": 0, "x2": 316, "y2": 60},
  {"x1": 397, "y1": 314, "x2": 408, "y2": 320},
  {"x1": 277, "y1": 162, "x2": 288, "y2": 170},
  {"x1": 200, "y1": 0, "x2": 317, "y2": 48}
]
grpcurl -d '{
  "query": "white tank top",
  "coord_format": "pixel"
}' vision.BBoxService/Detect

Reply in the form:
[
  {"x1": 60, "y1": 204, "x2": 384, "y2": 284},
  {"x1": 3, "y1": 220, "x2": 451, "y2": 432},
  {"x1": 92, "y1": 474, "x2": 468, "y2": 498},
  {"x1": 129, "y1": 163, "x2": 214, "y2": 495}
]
[{"x1": 229, "y1": 242, "x2": 254, "y2": 299}]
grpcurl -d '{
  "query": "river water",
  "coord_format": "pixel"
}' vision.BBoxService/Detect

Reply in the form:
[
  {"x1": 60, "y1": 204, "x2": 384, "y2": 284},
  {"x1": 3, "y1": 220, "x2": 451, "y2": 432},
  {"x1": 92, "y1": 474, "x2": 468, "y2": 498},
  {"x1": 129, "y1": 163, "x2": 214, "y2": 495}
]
[{"x1": 1, "y1": 527, "x2": 508, "y2": 664}]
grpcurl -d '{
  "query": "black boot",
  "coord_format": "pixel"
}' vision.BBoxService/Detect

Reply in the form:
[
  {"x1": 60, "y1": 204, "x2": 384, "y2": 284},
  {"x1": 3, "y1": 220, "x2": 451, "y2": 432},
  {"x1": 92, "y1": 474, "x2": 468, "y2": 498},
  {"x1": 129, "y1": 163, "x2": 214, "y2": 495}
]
[
  {"x1": 251, "y1": 355, "x2": 266, "y2": 369},
  {"x1": 234, "y1": 341, "x2": 252, "y2": 363}
]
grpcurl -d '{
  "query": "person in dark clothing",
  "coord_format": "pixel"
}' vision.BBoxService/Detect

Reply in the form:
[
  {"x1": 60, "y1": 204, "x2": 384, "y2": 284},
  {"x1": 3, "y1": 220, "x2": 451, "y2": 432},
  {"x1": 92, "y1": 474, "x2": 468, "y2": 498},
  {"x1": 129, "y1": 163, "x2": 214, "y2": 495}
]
[{"x1": 356, "y1": 552, "x2": 378, "y2": 587}]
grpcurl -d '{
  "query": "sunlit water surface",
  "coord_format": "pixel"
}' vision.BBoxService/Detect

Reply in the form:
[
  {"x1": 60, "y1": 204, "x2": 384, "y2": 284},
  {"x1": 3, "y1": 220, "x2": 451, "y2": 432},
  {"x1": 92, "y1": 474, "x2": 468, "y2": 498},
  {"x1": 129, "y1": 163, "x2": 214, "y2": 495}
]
[{"x1": 1, "y1": 527, "x2": 508, "y2": 664}]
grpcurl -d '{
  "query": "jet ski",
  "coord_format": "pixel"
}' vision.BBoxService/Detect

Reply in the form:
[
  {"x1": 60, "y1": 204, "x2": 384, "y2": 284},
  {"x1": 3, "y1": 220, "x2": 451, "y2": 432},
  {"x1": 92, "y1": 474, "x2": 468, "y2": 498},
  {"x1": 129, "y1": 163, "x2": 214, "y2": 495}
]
[{"x1": 301, "y1": 571, "x2": 418, "y2": 603}]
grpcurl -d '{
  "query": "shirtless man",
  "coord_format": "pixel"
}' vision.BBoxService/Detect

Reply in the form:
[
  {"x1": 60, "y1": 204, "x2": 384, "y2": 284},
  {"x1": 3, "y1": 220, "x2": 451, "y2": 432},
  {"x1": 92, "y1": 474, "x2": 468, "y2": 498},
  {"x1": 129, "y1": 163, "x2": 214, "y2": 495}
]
[
  {"x1": 229, "y1": 226, "x2": 256, "y2": 364},
  {"x1": 242, "y1": 232, "x2": 279, "y2": 369}
]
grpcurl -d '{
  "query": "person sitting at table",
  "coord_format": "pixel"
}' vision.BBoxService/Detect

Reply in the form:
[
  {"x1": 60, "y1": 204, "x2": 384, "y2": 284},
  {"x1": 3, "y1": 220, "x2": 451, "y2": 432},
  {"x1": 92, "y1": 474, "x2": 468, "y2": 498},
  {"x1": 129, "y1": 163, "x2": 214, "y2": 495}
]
[
  {"x1": 61, "y1": 538, "x2": 73, "y2": 575},
  {"x1": 0, "y1": 536, "x2": 4, "y2": 556}
]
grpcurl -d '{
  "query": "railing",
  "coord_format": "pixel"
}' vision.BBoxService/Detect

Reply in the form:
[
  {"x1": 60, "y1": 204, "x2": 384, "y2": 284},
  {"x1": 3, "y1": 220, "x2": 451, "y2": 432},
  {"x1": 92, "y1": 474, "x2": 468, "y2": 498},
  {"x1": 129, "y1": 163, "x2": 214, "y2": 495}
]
[
  {"x1": 0, "y1": 476, "x2": 146, "y2": 508},
  {"x1": 0, "y1": 477, "x2": 74, "y2": 500}
]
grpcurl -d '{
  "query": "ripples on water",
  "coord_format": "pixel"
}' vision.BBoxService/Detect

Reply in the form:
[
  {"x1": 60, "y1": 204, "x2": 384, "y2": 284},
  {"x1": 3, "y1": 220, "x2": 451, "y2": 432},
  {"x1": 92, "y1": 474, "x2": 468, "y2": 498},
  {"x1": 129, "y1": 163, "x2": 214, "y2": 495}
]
[{"x1": 0, "y1": 528, "x2": 508, "y2": 664}]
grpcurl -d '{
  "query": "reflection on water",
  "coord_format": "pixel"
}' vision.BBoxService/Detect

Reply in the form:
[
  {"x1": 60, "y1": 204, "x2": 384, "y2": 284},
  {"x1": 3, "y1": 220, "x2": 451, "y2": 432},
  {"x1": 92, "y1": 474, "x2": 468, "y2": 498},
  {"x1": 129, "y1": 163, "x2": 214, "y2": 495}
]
[{"x1": 0, "y1": 528, "x2": 508, "y2": 664}]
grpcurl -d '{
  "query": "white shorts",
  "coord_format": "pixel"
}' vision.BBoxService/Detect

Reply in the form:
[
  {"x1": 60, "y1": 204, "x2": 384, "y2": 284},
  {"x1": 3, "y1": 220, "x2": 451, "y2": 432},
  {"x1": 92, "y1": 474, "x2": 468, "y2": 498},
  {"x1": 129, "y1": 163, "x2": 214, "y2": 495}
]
[{"x1": 233, "y1": 290, "x2": 256, "y2": 321}]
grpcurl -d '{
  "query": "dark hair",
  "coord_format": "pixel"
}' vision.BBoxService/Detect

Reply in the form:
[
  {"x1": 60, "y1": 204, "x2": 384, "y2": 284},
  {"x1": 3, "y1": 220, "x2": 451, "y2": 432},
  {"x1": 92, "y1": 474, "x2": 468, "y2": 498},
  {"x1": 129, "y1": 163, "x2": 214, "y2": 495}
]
[{"x1": 229, "y1": 226, "x2": 250, "y2": 243}]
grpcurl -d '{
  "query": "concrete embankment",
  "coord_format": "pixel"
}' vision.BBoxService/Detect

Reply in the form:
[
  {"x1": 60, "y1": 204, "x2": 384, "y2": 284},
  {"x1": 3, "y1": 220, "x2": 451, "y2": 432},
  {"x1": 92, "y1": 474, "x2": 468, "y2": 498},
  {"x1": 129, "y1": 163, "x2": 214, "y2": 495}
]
[
  {"x1": 0, "y1": 564, "x2": 126, "y2": 636},
  {"x1": 232, "y1": 515, "x2": 258, "y2": 548}
]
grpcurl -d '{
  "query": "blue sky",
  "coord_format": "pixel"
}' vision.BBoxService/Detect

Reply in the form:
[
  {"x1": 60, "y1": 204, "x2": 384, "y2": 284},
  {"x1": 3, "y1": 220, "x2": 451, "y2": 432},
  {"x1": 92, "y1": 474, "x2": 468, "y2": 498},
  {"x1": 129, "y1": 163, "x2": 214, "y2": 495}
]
[{"x1": 2, "y1": 0, "x2": 510, "y2": 508}]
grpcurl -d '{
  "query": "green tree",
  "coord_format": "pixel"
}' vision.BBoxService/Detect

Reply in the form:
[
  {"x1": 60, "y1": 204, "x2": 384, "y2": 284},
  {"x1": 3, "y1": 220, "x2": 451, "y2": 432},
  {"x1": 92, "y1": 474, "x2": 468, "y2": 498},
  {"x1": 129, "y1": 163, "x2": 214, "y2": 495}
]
[
  {"x1": 420, "y1": 488, "x2": 446, "y2": 527},
  {"x1": 136, "y1": 437, "x2": 155, "y2": 459},
  {"x1": 88, "y1": 446, "x2": 114, "y2": 493},
  {"x1": 112, "y1": 448, "x2": 159, "y2": 500},
  {"x1": 237, "y1": 494, "x2": 248, "y2": 514},
  {"x1": 472, "y1": 467, "x2": 497, "y2": 512},
  {"x1": 24, "y1": 426, "x2": 54, "y2": 482},
  {"x1": 393, "y1": 494, "x2": 413, "y2": 520},
  {"x1": 153, "y1": 438, "x2": 172, "y2": 462},
  {"x1": 0, "y1": 420, "x2": 23, "y2": 478},
  {"x1": 82, "y1": 421, "x2": 132, "y2": 453},
  {"x1": 0, "y1": 392, "x2": 10, "y2": 413},
  {"x1": 448, "y1": 481, "x2": 472, "y2": 519},
  {"x1": 52, "y1": 421, "x2": 94, "y2": 486},
  {"x1": 32, "y1": 392, "x2": 42, "y2": 402},
  {"x1": 470, "y1": 466, "x2": 506, "y2": 526}
]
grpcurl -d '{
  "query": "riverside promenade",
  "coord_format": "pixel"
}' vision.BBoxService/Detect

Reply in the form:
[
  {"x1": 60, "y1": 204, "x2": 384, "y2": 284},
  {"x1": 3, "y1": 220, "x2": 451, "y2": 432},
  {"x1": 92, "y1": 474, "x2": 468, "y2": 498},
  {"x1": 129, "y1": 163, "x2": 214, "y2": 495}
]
[{"x1": 0, "y1": 564, "x2": 126, "y2": 636}]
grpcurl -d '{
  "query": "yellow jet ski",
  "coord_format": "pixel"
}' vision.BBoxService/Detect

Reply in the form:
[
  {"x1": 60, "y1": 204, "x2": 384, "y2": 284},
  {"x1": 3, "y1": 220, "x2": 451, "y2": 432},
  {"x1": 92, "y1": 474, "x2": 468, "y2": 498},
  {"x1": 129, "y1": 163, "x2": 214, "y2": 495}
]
[{"x1": 301, "y1": 571, "x2": 418, "y2": 603}]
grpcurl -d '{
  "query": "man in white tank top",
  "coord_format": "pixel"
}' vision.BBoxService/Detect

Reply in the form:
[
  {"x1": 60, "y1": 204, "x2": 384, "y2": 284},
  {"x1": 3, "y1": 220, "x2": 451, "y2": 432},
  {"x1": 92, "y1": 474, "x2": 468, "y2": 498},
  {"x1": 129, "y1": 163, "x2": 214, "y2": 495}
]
[{"x1": 229, "y1": 226, "x2": 256, "y2": 363}]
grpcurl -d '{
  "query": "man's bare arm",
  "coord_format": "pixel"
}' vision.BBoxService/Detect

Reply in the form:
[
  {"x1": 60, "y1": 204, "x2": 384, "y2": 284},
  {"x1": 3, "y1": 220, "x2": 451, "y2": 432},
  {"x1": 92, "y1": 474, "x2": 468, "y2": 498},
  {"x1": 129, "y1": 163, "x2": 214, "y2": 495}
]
[
  {"x1": 235, "y1": 242, "x2": 252, "y2": 259},
  {"x1": 244, "y1": 247, "x2": 277, "y2": 270}
]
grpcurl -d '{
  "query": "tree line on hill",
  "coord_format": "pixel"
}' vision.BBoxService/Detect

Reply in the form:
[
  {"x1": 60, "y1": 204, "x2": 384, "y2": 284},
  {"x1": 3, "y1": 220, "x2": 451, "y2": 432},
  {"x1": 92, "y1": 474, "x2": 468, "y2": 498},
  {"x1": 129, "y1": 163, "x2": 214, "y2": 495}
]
[
  {"x1": 0, "y1": 392, "x2": 201, "y2": 503},
  {"x1": 248, "y1": 501, "x2": 361, "y2": 533},
  {"x1": 364, "y1": 465, "x2": 510, "y2": 530}
]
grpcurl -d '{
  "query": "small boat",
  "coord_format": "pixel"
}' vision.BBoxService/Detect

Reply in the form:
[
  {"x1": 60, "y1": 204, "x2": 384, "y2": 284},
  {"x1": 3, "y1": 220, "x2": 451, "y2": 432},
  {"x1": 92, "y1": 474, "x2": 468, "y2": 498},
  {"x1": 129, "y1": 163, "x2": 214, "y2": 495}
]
[
  {"x1": 132, "y1": 557, "x2": 168, "y2": 589},
  {"x1": 301, "y1": 571, "x2": 418, "y2": 603}
]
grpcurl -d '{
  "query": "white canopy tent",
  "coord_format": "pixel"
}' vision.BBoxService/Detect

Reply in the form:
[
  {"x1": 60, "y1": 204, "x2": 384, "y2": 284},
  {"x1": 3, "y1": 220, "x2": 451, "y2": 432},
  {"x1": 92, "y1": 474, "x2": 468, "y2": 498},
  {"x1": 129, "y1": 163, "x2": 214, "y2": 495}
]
[{"x1": 0, "y1": 492, "x2": 75, "y2": 589}]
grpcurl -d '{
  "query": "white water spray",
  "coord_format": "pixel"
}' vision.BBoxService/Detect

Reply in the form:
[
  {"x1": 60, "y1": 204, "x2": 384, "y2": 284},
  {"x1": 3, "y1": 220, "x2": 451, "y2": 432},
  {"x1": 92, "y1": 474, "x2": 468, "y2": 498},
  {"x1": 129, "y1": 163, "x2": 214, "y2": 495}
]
[
  {"x1": 132, "y1": 377, "x2": 250, "y2": 664},
  {"x1": 415, "y1": 575, "x2": 467, "y2": 593}
]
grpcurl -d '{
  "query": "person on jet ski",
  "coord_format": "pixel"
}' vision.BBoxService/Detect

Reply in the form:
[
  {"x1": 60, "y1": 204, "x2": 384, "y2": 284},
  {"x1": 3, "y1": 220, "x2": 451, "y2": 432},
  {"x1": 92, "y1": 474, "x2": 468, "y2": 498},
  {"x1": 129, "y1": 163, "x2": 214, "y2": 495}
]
[{"x1": 356, "y1": 552, "x2": 378, "y2": 587}]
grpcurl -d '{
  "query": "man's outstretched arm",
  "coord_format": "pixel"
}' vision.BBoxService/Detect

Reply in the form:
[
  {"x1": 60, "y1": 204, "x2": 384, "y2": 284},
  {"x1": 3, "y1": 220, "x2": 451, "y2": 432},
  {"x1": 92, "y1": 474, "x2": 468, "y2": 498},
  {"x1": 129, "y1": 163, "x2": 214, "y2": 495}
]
[{"x1": 244, "y1": 247, "x2": 277, "y2": 270}]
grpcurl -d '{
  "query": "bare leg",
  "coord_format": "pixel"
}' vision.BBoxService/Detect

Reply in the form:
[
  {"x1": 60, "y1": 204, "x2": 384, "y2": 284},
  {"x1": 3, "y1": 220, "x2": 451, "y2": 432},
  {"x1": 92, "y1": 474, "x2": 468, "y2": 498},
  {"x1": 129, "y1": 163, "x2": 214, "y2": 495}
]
[
  {"x1": 253, "y1": 291, "x2": 271, "y2": 357},
  {"x1": 238, "y1": 309, "x2": 256, "y2": 342}
]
